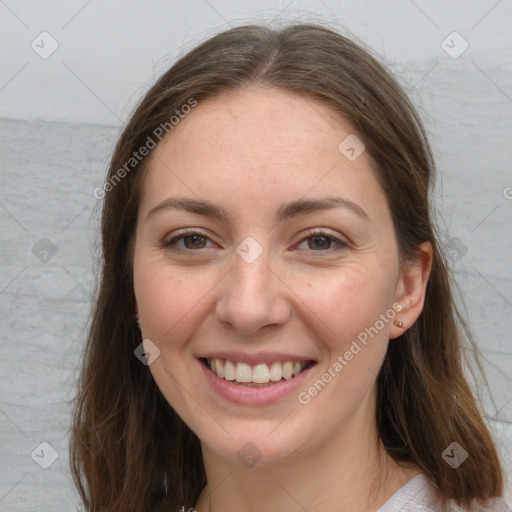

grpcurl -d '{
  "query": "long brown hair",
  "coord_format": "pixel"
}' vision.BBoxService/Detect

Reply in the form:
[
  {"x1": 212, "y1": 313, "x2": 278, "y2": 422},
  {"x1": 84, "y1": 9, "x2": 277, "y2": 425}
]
[{"x1": 70, "y1": 23, "x2": 504, "y2": 511}]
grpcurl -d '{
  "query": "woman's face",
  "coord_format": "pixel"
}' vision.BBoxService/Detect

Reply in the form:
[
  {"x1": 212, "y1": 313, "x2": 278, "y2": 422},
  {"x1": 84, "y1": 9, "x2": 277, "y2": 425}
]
[{"x1": 133, "y1": 87, "x2": 409, "y2": 467}]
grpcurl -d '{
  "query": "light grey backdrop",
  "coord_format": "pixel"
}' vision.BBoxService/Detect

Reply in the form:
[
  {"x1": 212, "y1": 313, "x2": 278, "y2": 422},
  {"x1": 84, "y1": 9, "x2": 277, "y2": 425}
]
[{"x1": 1, "y1": 1, "x2": 511, "y2": 510}]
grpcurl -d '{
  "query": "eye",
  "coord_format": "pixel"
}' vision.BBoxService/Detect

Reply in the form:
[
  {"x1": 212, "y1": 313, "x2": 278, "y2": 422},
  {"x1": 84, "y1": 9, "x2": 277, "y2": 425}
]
[
  {"x1": 161, "y1": 228, "x2": 348, "y2": 253},
  {"x1": 162, "y1": 230, "x2": 215, "y2": 251},
  {"x1": 295, "y1": 229, "x2": 348, "y2": 252}
]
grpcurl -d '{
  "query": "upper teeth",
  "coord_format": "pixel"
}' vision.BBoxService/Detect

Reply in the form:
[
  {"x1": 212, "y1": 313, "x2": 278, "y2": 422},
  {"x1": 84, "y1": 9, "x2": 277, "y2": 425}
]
[{"x1": 207, "y1": 358, "x2": 308, "y2": 383}]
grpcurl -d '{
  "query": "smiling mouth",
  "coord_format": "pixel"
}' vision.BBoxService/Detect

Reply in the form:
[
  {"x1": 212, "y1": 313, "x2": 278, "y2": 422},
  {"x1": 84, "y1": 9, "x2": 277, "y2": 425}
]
[{"x1": 201, "y1": 357, "x2": 316, "y2": 387}]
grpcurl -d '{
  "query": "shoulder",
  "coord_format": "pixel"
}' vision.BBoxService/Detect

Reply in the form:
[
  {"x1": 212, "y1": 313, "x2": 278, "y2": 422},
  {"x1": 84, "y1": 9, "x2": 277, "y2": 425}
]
[
  {"x1": 447, "y1": 499, "x2": 512, "y2": 512},
  {"x1": 377, "y1": 474, "x2": 438, "y2": 511},
  {"x1": 377, "y1": 474, "x2": 511, "y2": 512}
]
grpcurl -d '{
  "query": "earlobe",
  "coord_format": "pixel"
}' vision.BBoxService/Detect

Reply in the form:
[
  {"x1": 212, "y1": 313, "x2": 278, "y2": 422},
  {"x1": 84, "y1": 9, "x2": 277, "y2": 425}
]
[{"x1": 390, "y1": 241, "x2": 433, "y2": 339}]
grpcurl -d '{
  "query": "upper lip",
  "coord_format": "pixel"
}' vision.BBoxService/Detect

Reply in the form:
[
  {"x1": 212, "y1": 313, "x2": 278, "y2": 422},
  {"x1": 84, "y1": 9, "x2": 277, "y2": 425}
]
[{"x1": 197, "y1": 351, "x2": 316, "y2": 366}]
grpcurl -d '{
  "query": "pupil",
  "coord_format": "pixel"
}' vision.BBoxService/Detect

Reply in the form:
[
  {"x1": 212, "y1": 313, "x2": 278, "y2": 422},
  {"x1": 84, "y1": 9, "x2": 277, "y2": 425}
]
[
  {"x1": 185, "y1": 235, "x2": 206, "y2": 249},
  {"x1": 309, "y1": 235, "x2": 330, "y2": 250}
]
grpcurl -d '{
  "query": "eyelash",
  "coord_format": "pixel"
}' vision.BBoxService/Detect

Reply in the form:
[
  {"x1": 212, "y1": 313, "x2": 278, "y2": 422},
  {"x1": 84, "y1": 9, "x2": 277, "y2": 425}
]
[{"x1": 162, "y1": 228, "x2": 349, "y2": 254}]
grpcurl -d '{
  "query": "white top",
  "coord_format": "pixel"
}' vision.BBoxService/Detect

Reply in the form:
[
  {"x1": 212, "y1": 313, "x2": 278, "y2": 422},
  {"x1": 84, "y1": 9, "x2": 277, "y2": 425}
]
[{"x1": 377, "y1": 474, "x2": 511, "y2": 512}]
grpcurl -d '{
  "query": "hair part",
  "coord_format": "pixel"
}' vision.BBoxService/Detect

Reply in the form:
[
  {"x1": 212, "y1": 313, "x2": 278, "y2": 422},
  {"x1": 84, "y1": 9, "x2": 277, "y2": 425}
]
[{"x1": 70, "y1": 23, "x2": 503, "y2": 511}]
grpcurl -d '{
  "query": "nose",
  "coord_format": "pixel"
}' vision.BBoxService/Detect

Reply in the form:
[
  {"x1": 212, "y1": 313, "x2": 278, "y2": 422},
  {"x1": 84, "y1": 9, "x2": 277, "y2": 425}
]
[{"x1": 215, "y1": 250, "x2": 291, "y2": 336}]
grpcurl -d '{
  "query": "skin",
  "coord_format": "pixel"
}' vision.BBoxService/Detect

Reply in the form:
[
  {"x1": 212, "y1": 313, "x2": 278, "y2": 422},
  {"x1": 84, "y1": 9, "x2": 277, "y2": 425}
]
[{"x1": 133, "y1": 87, "x2": 432, "y2": 511}]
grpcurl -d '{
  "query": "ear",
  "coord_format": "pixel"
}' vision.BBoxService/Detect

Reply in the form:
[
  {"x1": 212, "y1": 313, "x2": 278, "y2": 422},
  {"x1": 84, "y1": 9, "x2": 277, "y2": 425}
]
[
  {"x1": 134, "y1": 299, "x2": 139, "y2": 319},
  {"x1": 390, "y1": 241, "x2": 433, "y2": 340}
]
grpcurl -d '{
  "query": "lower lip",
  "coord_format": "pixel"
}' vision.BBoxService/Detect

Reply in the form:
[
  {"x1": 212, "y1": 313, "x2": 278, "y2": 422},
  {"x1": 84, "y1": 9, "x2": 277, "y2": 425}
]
[{"x1": 199, "y1": 359, "x2": 315, "y2": 405}]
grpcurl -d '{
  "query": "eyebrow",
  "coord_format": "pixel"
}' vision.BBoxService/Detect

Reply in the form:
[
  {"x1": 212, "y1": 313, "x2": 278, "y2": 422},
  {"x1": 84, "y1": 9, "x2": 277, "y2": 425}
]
[{"x1": 146, "y1": 196, "x2": 369, "y2": 223}]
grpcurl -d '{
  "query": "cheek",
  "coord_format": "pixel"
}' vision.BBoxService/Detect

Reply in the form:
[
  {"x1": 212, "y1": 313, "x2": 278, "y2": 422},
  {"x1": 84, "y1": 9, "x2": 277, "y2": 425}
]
[
  {"x1": 134, "y1": 261, "x2": 221, "y2": 345},
  {"x1": 133, "y1": 263, "x2": 223, "y2": 419},
  {"x1": 297, "y1": 265, "x2": 395, "y2": 348},
  {"x1": 293, "y1": 270, "x2": 393, "y2": 434}
]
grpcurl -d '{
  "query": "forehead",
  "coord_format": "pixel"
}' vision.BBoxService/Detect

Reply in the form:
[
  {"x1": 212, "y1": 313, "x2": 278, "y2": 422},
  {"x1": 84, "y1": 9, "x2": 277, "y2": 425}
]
[
  {"x1": 140, "y1": 87, "x2": 387, "y2": 222},
  {"x1": 153, "y1": 87, "x2": 358, "y2": 168}
]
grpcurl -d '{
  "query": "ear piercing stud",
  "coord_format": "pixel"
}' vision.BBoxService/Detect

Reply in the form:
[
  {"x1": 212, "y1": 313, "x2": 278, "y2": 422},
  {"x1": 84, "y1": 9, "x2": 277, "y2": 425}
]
[
  {"x1": 136, "y1": 317, "x2": 142, "y2": 329},
  {"x1": 394, "y1": 320, "x2": 406, "y2": 329}
]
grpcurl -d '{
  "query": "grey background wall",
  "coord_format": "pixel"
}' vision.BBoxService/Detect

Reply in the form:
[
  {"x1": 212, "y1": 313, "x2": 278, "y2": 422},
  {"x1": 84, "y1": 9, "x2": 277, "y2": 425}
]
[{"x1": 1, "y1": 1, "x2": 511, "y2": 510}]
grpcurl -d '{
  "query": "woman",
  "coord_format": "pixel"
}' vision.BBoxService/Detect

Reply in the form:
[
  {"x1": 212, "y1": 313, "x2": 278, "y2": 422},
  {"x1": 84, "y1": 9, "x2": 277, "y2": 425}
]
[{"x1": 70, "y1": 24, "x2": 509, "y2": 511}]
